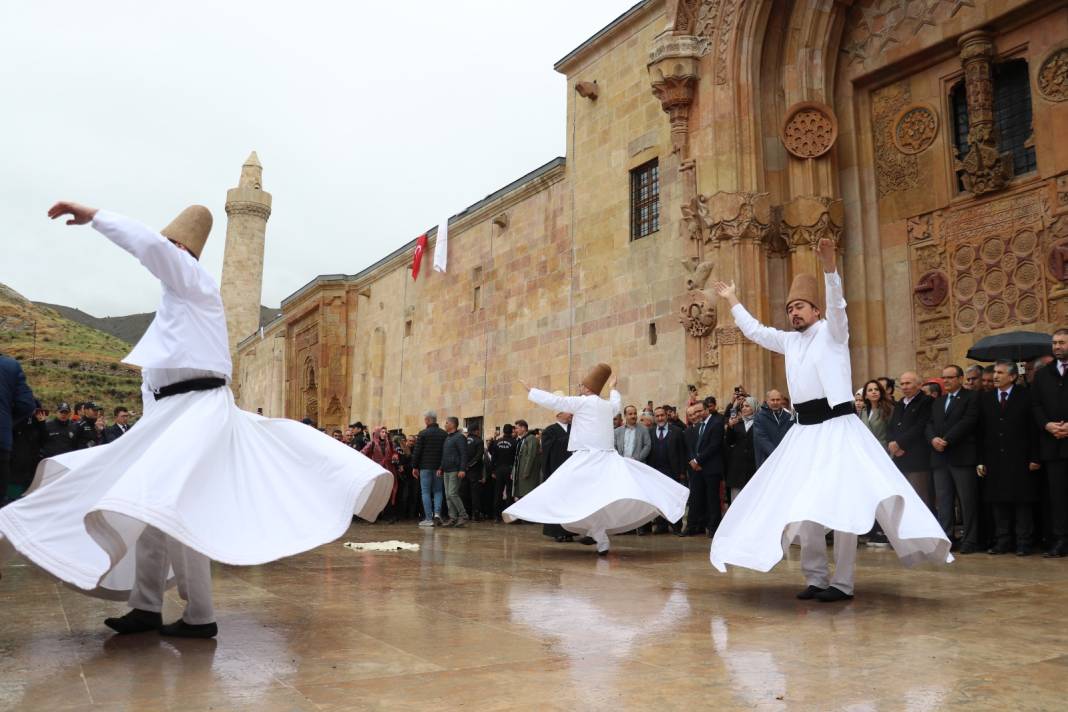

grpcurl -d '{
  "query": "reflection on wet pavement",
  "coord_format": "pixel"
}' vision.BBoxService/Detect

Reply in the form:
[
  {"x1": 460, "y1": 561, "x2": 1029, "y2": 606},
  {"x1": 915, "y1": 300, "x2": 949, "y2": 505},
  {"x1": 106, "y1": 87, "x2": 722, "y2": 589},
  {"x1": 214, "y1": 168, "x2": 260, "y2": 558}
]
[{"x1": 1, "y1": 521, "x2": 1065, "y2": 710}]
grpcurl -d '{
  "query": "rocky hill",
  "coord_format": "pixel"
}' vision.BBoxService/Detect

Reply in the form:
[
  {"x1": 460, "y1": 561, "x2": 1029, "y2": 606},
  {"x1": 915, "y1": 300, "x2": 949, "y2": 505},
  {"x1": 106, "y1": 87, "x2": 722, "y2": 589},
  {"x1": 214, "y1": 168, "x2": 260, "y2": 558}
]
[
  {"x1": 37, "y1": 302, "x2": 283, "y2": 344},
  {"x1": 0, "y1": 283, "x2": 143, "y2": 414}
]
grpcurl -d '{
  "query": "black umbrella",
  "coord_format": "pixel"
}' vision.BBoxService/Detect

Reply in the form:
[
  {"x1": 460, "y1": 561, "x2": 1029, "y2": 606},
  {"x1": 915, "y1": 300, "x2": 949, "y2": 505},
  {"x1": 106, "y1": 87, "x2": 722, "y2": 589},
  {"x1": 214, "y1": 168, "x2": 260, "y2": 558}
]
[{"x1": 966, "y1": 330, "x2": 1052, "y2": 362}]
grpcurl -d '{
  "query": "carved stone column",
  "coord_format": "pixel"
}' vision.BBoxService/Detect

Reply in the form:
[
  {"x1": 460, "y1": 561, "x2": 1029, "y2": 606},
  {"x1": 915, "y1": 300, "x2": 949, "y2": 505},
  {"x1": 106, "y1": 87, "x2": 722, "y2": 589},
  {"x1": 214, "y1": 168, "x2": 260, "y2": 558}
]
[
  {"x1": 956, "y1": 31, "x2": 1012, "y2": 196},
  {"x1": 782, "y1": 195, "x2": 844, "y2": 303},
  {"x1": 648, "y1": 33, "x2": 705, "y2": 160}
]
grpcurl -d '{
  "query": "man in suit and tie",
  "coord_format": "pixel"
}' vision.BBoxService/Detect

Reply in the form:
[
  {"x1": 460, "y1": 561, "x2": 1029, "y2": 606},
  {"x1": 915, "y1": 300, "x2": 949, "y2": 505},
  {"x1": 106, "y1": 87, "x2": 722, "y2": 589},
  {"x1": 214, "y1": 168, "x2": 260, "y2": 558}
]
[
  {"x1": 978, "y1": 360, "x2": 1041, "y2": 555},
  {"x1": 1032, "y1": 329, "x2": 1068, "y2": 557},
  {"x1": 648, "y1": 406, "x2": 688, "y2": 533},
  {"x1": 682, "y1": 399, "x2": 725, "y2": 537},
  {"x1": 103, "y1": 406, "x2": 132, "y2": 444},
  {"x1": 540, "y1": 397, "x2": 573, "y2": 542},
  {"x1": 925, "y1": 365, "x2": 980, "y2": 552},
  {"x1": 888, "y1": 371, "x2": 934, "y2": 508}
]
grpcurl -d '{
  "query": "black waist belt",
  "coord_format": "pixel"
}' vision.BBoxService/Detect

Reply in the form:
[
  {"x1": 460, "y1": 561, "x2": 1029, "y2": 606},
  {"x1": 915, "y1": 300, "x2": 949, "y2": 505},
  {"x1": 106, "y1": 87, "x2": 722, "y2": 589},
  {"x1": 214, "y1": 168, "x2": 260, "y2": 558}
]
[
  {"x1": 794, "y1": 398, "x2": 854, "y2": 426},
  {"x1": 154, "y1": 377, "x2": 227, "y2": 401}
]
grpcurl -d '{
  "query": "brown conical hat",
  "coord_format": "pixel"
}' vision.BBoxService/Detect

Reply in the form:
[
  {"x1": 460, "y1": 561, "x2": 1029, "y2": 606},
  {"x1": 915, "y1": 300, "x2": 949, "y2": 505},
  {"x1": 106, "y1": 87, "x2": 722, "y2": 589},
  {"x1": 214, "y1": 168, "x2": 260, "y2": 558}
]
[
  {"x1": 581, "y1": 363, "x2": 612, "y2": 395},
  {"x1": 786, "y1": 273, "x2": 821, "y2": 312},
  {"x1": 160, "y1": 205, "x2": 212, "y2": 259}
]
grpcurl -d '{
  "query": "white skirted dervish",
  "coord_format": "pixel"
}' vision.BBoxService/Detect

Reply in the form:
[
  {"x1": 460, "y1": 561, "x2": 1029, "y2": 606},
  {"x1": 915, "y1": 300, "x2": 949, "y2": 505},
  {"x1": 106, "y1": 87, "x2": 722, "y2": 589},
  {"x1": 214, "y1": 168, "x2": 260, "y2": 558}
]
[
  {"x1": 708, "y1": 238, "x2": 951, "y2": 602},
  {"x1": 0, "y1": 202, "x2": 393, "y2": 637},
  {"x1": 504, "y1": 364, "x2": 689, "y2": 554}
]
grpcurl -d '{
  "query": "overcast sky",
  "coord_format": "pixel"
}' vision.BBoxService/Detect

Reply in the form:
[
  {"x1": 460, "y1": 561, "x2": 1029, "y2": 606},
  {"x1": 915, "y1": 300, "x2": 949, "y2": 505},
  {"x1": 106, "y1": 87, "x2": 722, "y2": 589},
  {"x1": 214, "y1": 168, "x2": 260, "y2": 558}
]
[{"x1": 1, "y1": 0, "x2": 641, "y2": 316}]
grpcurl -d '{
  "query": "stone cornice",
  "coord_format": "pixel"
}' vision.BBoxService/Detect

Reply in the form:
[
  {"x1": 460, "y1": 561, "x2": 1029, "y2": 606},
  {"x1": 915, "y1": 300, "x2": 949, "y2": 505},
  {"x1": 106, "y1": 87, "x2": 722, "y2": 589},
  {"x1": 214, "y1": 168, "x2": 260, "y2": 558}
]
[{"x1": 555, "y1": 0, "x2": 661, "y2": 76}]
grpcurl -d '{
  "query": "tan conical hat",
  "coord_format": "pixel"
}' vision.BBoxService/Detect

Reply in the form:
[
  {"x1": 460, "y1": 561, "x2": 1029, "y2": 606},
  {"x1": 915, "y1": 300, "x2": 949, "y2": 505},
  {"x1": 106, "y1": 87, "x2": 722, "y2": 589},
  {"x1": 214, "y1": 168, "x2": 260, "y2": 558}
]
[
  {"x1": 786, "y1": 273, "x2": 821, "y2": 312},
  {"x1": 160, "y1": 205, "x2": 212, "y2": 259},
  {"x1": 581, "y1": 363, "x2": 612, "y2": 395}
]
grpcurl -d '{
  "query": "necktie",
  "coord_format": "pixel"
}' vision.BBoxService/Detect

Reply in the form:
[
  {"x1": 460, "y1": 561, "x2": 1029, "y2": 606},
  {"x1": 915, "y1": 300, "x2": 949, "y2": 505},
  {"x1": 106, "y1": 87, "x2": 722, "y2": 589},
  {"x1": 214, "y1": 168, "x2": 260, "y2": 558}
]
[
  {"x1": 1000, "y1": 391, "x2": 1009, "y2": 410},
  {"x1": 944, "y1": 393, "x2": 953, "y2": 413},
  {"x1": 698, "y1": 421, "x2": 706, "y2": 441},
  {"x1": 1060, "y1": 361, "x2": 1066, "y2": 378},
  {"x1": 658, "y1": 427, "x2": 665, "y2": 441}
]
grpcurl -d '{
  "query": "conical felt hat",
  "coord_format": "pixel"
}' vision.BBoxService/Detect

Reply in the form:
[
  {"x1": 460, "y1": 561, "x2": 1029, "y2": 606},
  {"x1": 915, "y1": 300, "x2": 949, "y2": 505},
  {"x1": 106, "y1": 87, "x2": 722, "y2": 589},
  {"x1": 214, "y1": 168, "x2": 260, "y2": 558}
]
[
  {"x1": 582, "y1": 363, "x2": 612, "y2": 395},
  {"x1": 160, "y1": 205, "x2": 212, "y2": 259},
  {"x1": 786, "y1": 273, "x2": 821, "y2": 312}
]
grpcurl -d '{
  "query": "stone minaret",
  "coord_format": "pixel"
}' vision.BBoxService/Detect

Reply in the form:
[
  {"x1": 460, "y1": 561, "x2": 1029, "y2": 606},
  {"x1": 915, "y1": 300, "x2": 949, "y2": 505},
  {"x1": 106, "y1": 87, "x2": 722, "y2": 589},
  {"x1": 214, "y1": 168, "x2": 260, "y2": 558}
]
[{"x1": 221, "y1": 151, "x2": 272, "y2": 373}]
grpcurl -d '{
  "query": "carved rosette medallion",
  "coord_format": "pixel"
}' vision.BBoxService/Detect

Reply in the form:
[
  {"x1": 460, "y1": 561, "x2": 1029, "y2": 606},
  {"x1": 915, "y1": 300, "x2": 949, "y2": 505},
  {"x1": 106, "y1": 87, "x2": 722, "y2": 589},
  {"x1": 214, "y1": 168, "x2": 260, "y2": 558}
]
[
  {"x1": 914, "y1": 270, "x2": 949, "y2": 307},
  {"x1": 893, "y1": 104, "x2": 939, "y2": 155},
  {"x1": 679, "y1": 290, "x2": 717, "y2": 338},
  {"x1": 1037, "y1": 47, "x2": 1068, "y2": 102},
  {"x1": 781, "y1": 102, "x2": 838, "y2": 159}
]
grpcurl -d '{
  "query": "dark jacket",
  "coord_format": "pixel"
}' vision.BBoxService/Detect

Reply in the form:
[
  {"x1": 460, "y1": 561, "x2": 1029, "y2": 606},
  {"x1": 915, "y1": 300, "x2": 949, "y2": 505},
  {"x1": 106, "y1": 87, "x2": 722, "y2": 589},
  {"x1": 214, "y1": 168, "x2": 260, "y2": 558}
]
[
  {"x1": 0, "y1": 355, "x2": 35, "y2": 452},
  {"x1": 465, "y1": 434, "x2": 485, "y2": 478},
  {"x1": 685, "y1": 413, "x2": 725, "y2": 476},
  {"x1": 71, "y1": 417, "x2": 101, "y2": 450},
  {"x1": 540, "y1": 422, "x2": 571, "y2": 479},
  {"x1": 440, "y1": 430, "x2": 467, "y2": 472},
  {"x1": 752, "y1": 405, "x2": 793, "y2": 468},
  {"x1": 725, "y1": 421, "x2": 756, "y2": 490},
  {"x1": 41, "y1": 417, "x2": 76, "y2": 458},
  {"x1": 1032, "y1": 361, "x2": 1068, "y2": 462},
  {"x1": 925, "y1": 388, "x2": 980, "y2": 468},
  {"x1": 489, "y1": 437, "x2": 516, "y2": 475},
  {"x1": 11, "y1": 416, "x2": 47, "y2": 488},
  {"x1": 647, "y1": 422, "x2": 687, "y2": 480},
  {"x1": 888, "y1": 392, "x2": 933, "y2": 472},
  {"x1": 978, "y1": 386, "x2": 1040, "y2": 503},
  {"x1": 411, "y1": 422, "x2": 447, "y2": 471},
  {"x1": 103, "y1": 423, "x2": 130, "y2": 444}
]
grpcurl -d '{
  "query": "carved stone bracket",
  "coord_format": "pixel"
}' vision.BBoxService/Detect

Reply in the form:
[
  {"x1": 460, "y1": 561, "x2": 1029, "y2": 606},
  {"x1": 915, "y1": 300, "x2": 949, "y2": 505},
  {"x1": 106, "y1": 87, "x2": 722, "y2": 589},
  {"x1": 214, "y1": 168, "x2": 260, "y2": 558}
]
[
  {"x1": 956, "y1": 31, "x2": 1012, "y2": 196},
  {"x1": 679, "y1": 290, "x2": 717, "y2": 338},
  {"x1": 781, "y1": 196, "x2": 844, "y2": 252},
  {"x1": 648, "y1": 33, "x2": 704, "y2": 157},
  {"x1": 705, "y1": 191, "x2": 773, "y2": 245}
]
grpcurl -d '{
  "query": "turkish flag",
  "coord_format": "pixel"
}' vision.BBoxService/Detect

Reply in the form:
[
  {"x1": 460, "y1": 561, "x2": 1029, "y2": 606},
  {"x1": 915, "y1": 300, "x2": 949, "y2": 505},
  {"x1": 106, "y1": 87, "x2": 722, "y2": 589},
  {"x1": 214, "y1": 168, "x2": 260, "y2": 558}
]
[{"x1": 411, "y1": 233, "x2": 428, "y2": 280}]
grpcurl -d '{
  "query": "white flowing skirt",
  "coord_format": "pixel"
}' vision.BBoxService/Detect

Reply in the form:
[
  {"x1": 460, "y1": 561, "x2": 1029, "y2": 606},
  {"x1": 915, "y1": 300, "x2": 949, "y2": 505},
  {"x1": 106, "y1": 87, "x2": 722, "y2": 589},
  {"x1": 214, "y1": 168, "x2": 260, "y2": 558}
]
[
  {"x1": 710, "y1": 414, "x2": 952, "y2": 572},
  {"x1": 0, "y1": 387, "x2": 392, "y2": 599},
  {"x1": 502, "y1": 450, "x2": 689, "y2": 536}
]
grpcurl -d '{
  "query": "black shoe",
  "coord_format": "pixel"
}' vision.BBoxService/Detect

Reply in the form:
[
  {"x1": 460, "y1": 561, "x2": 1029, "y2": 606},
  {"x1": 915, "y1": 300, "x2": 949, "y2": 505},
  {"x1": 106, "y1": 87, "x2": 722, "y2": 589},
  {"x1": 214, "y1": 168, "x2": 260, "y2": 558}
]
[
  {"x1": 987, "y1": 545, "x2": 1011, "y2": 555},
  {"x1": 1016, "y1": 546, "x2": 1031, "y2": 557},
  {"x1": 104, "y1": 608, "x2": 162, "y2": 635},
  {"x1": 597, "y1": 549, "x2": 609, "y2": 556},
  {"x1": 958, "y1": 544, "x2": 979, "y2": 554},
  {"x1": 1043, "y1": 541, "x2": 1068, "y2": 558},
  {"x1": 577, "y1": 536, "x2": 596, "y2": 546},
  {"x1": 815, "y1": 587, "x2": 854, "y2": 603},
  {"x1": 796, "y1": 585, "x2": 827, "y2": 600},
  {"x1": 554, "y1": 535, "x2": 574, "y2": 543},
  {"x1": 159, "y1": 619, "x2": 218, "y2": 639},
  {"x1": 676, "y1": 528, "x2": 697, "y2": 538}
]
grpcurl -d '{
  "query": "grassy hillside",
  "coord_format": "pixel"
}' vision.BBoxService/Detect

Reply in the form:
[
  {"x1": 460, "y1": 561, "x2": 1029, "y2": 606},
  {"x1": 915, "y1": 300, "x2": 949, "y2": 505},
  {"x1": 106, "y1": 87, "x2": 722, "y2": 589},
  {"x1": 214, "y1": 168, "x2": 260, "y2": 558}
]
[{"x1": 0, "y1": 283, "x2": 143, "y2": 415}]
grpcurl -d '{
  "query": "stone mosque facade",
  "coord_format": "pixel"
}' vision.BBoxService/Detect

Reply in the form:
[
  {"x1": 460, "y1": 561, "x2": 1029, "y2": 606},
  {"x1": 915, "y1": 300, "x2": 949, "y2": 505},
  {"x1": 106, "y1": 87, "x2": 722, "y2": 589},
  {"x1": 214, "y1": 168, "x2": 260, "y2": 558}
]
[{"x1": 229, "y1": 0, "x2": 1068, "y2": 434}]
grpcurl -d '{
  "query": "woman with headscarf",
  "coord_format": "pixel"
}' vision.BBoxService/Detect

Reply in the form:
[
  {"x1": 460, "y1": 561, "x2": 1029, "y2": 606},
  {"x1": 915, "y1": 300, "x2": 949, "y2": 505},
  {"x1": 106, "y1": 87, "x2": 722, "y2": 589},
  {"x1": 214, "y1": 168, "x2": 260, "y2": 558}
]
[
  {"x1": 725, "y1": 396, "x2": 758, "y2": 504},
  {"x1": 363, "y1": 427, "x2": 400, "y2": 522}
]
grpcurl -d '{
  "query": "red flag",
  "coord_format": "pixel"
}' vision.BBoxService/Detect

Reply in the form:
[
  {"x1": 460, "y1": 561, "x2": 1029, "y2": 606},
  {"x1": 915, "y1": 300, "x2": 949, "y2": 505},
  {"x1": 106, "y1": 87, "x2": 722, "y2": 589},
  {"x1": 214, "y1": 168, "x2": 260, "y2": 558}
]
[{"x1": 411, "y1": 233, "x2": 428, "y2": 280}]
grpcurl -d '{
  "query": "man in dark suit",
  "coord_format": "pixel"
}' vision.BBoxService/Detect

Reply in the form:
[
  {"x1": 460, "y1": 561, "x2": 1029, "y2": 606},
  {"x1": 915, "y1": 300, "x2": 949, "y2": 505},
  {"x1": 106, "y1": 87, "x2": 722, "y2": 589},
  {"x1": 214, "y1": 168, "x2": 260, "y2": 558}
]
[
  {"x1": 925, "y1": 364, "x2": 981, "y2": 552},
  {"x1": 648, "y1": 406, "x2": 688, "y2": 533},
  {"x1": 978, "y1": 360, "x2": 1041, "y2": 555},
  {"x1": 888, "y1": 371, "x2": 934, "y2": 508},
  {"x1": 682, "y1": 399, "x2": 725, "y2": 537},
  {"x1": 103, "y1": 406, "x2": 132, "y2": 444},
  {"x1": 540, "y1": 398, "x2": 573, "y2": 542},
  {"x1": 1032, "y1": 329, "x2": 1068, "y2": 557},
  {"x1": 1, "y1": 353, "x2": 37, "y2": 505}
]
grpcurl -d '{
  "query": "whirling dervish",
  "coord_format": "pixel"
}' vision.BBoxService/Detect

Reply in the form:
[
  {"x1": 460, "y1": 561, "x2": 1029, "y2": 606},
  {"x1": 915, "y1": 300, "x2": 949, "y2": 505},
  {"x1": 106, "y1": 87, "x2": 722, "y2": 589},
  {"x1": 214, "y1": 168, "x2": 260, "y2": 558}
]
[
  {"x1": 708, "y1": 238, "x2": 952, "y2": 602},
  {"x1": 0, "y1": 200, "x2": 394, "y2": 637},
  {"x1": 506, "y1": 364, "x2": 689, "y2": 554}
]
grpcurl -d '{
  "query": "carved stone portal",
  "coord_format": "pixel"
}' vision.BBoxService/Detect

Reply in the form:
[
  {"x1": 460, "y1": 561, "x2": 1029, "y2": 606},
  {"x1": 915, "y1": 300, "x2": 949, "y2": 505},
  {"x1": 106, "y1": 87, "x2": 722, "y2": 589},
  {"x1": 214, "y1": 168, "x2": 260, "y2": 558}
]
[{"x1": 781, "y1": 102, "x2": 838, "y2": 159}]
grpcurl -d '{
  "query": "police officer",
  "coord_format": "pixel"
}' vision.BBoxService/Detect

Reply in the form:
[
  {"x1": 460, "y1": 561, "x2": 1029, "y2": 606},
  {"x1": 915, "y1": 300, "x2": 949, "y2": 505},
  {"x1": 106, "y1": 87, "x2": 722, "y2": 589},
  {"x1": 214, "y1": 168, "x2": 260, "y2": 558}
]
[
  {"x1": 71, "y1": 401, "x2": 102, "y2": 449},
  {"x1": 42, "y1": 402, "x2": 77, "y2": 458}
]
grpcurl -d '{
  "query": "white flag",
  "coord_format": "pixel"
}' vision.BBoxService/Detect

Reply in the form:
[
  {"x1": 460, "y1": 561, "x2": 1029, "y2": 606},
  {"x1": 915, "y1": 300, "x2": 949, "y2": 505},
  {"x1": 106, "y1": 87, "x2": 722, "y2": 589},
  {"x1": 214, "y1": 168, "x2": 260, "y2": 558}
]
[{"x1": 433, "y1": 219, "x2": 448, "y2": 273}]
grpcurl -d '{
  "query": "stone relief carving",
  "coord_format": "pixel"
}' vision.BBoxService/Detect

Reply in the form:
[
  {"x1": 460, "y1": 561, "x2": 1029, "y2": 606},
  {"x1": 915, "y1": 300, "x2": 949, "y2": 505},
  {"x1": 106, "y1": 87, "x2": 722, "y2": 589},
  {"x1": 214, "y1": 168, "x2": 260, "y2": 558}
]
[
  {"x1": 841, "y1": 0, "x2": 981, "y2": 65},
  {"x1": 781, "y1": 196, "x2": 844, "y2": 252},
  {"x1": 872, "y1": 82, "x2": 919, "y2": 197},
  {"x1": 692, "y1": 0, "x2": 745, "y2": 85},
  {"x1": 781, "y1": 102, "x2": 838, "y2": 159},
  {"x1": 681, "y1": 257, "x2": 715, "y2": 291},
  {"x1": 914, "y1": 270, "x2": 949, "y2": 307},
  {"x1": 1037, "y1": 46, "x2": 1068, "y2": 103},
  {"x1": 956, "y1": 31, "x2": 1012, "y2": 196},
  {"x1": 679, "y1": 291, "x2": 717, "y2": 338},
  {"x1": 705, "y1": 191, "x2": 773, "y2": 245},
  {"x1": 907, "y1": 213, "x2": 934, "y2": 243},
  {"x1": 893, "y1": 104, "x2": 939, "y2": 155},
  {"x1": 648, "y1": 34, "x2": 704, "y2": 157}
]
